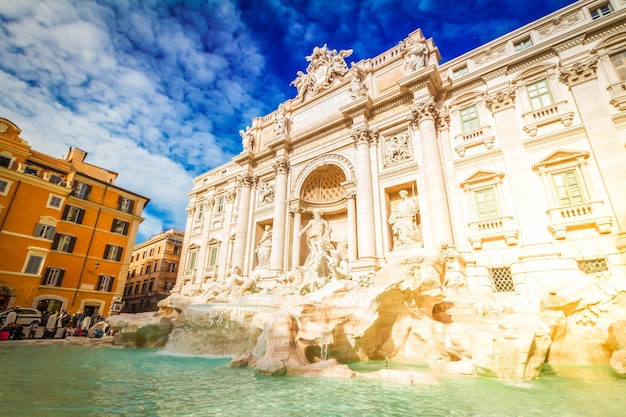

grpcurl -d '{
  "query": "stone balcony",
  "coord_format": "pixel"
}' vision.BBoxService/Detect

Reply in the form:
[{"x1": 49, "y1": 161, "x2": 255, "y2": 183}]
[
  {"x1": 522, "y1": 101, "x2": 574, "y2": 136},
  {"x1": 467, "y1": 215, "x2": 519, "y2": 249},
  {"x1": 608, "y1": 81, "x2": 626, "y2": 111},
  {"x1": 454, "y1": 125, "x2": 495, "y2": 157},
  {"x1": 546, "y1": 200, "x2": 613, "y2": 239}
]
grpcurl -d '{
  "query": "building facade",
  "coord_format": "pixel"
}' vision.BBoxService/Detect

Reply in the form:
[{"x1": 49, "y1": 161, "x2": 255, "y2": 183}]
[
  {"x1": 123, "y1": 228, "x2": 184, "y2": 312},
  {"x1": 0, "y1": 119, "x2": 149, "y2": 317},
  {"x1": 174, "y1": 1, "x2": 626, "y2": 300}
]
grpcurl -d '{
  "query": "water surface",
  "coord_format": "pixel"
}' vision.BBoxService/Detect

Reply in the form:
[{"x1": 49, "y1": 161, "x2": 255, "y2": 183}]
[{"x1": 2, "y1": 344, "x2": 624, "y2": 416}]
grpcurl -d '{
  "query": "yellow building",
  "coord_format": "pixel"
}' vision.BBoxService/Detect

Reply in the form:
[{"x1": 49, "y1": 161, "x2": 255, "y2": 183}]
[
  {"x1": 123, "y1": 228, "x2": 184, "y2": 313},
  {"x1": 0, "y1": 118, "x2": 149, "y2": 317}
]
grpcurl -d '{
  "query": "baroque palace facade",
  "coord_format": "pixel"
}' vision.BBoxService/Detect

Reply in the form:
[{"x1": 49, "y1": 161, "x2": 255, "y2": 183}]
[
  {"x1": 175, "y1": 0, "x2": 626, "y2": 298},
  {"x1": 0, "y1": 119, "x2": 149, "y2": 316}
]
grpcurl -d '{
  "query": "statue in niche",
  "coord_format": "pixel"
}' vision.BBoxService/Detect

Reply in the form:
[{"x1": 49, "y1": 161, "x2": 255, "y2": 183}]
[
  {"x1": 388, "y1": 190, "x2": 422, "y2": 249},
  {"x1": 255, "y1": 225, "x2": 272, "y2": 268},
  {"x1": 239, "y1": 126, "x2": 254, "y2": 152},
  {"x1": 298, "y1": 209, "x2": 335, "y2": 293},
  {"x1": 259, "y1": 181, "x2": 275, "y2": 204},
  {"x1": 403, "y1": 38, "x2": 428, "y2": 72},
  {"x1": 348, "y1": 66, "x2": 367, "y2": 99},
  {"x1": 384, "y1": 133, "x2": 411, "y2": 166},
  {"x1": 274, "y1": 104, "x2": 288, "y2": 137}
]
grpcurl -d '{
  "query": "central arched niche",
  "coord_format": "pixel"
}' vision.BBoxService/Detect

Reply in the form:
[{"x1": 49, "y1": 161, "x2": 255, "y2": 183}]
[
  {"x1": 300, "y1": 164, "x2": 346, "y2": 205},
  {"x1": 296, "y1": 163, "x2": 349, "y2": 267}
]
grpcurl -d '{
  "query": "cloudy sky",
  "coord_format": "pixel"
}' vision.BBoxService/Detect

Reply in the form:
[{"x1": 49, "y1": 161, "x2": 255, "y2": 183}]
[{"x1": 0, "y1": 0, "x2": 574, "y2": 243}]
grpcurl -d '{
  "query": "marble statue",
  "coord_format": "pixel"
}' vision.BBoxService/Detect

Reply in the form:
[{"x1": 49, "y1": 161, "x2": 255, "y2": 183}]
[
  {"x1": 403, "y1": 38, "x2": 428, "y2": 71},
  {"x1": 388, "y1": 190, "x2": 421, "y2": 249},
  {"x1": 255, "y1": 225, "x2": 272, "y2": 268},
  {"x1": 298, "y1": 209, "x2": 335, "y2": 293},
  {"x1": 348, "y1": 66, "x2": 367, "y2": 99},
  {"x1": 274, "y1": 104, "x2": 288, "y2": 137},
  {"x1": 239, "y1": 126, "x2": 254, "y2": 152},
  {"x1": 327, "y1": 250, "x2": 350, "y2": 281}
]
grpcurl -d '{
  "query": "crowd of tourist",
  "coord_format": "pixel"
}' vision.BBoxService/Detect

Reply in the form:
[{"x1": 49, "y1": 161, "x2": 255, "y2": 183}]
[{"x1": 0, "y1": 308, "x2": 107, "y2": 341}]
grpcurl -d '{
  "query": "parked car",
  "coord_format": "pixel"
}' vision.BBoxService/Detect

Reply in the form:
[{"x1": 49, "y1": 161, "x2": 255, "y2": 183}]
[{"x1": 0, "y1": 308, "x2": 42, "y2": 326}]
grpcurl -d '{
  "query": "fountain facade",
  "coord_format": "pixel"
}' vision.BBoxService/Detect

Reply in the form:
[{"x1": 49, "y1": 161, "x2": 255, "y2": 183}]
[{"x1": 113, "y1": 1, "x2": 626, "y2": 381}]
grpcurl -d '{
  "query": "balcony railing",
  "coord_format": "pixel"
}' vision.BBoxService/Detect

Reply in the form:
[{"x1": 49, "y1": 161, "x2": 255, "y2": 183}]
[
  {"x1": 454, "y1": 125, "x2": 495, "y2": 157},
  {"x1": 467, "y1": 215, "x2": 519, "y2": 249},
  {"x1": 522, "y1": 101, "x2": 574, "y2": 136},
  {"x1": 608, "y1": 81, "x2": 626, "y2": 111},
  {"x1": 546, "y1": 200, "x2": 613, "y2": 239}
]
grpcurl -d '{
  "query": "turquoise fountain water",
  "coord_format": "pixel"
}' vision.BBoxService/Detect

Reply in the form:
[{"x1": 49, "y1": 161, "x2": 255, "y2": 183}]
[{"x1": 2, "y1": 343, "x2": 625, "y2": 417}]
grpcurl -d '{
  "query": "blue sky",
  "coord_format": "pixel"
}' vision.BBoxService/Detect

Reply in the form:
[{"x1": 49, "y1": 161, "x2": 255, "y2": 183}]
[{"x1": 0, "y1": 0, "x2": 574, "y2": 243}]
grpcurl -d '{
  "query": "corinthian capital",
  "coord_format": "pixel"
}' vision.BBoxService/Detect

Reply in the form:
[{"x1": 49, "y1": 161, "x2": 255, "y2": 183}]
[
  {"x1": 559, "y1": 57, "x2": 598, "y2": 87},
  {"x1": 350, "y1": 126, "x2": 378, "y2": 146},
  {"x1": 408, "y1": 99, "x2": 438, "y2": 127},
  {"x1": 272, "y1": 158, "x2": 291, "y2": 175},
  {"x1": 485, "y1": 88, "x2": 516, "y2": 113},
  {"x1": 238, "y1": 174, "x2": 257, "y2": 188}
]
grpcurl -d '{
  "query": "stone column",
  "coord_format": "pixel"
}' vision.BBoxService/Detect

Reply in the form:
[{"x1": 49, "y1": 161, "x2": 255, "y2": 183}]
[
  {"x1": 351, "y1": 127, "x2": 377, "y2": 261},
  {"x1": 409, "y1": 99, "x2": 453, "y2": 245},
  {"x1": 232, "y1": 175, "x2": 255, "y2": 272},
  {"x1": 346, "y1": 190, "x2": 357, "y2": 262},
  {"x1": 218, "y1": 189, "x2": 237, "y2": 276},
  {"x1": 290, "y1": 205, "x2": 303, "y2": 270},
  {"x1": 270, "y1": 158, "x2": 290, "y2": 273}
]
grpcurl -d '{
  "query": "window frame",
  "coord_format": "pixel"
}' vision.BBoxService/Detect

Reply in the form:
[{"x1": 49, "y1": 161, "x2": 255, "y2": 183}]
[
  {"x1": 62, "y1": 205, "x2": 85, "y2": 224},
  {"x1": 473, "y1": 186, "x2": 500, "y2": 221},
  {"x1": 460, "y1": 104, "x2": 480, "y2": 133},
  {"x1": 97, "y1": 275, "x2": 114, "y2": 292},
  {"x1": 34, "y1": 223, "x2": 56, "y2": 240},
  {"x1": 104, "y1": 244, "x2": 123, "y2": 261},
  {"x1": 46, "y1": 194, "x2": 64, "y2": 210},
  {"x1": 42, "y1": 268, "x2": 65, "y2": 287},
  {"x1": 513, "y1": 36, "x2": 533, "y2": 52},
  {"x1": 0, "y1": 178, "x2": 11, "y2": 196},
  {"x1": 526, "y1": 78, "x2": 554, "y2": 110},
  {"x1": 23, "y1": 250, "x2": 47, "y2": 275},
  {"x1": 72, "y1": 182, "x2": 92, "y2": 200},
  {"x1": 52, "y1": 234, "x2": 77, "y2": 253},
  {"x1": 589, "y1": 2, "x2": 613, "y2": 19},
  {"x1": 111, "y1": 218, "x2": 130, "y2": 235}
]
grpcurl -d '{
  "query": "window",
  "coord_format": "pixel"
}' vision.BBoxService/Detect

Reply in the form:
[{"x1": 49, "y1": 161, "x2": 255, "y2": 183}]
[
  {"x1": 47, "y1": 195, "x2": 64, "y2": 209},
  {"x1": 62, "y1": 206, "x2": 85, "y2": 224},
  {"x1": 148, "y1": 280, "x2": 154, "y2": 292},
  {"x1": 52, "y1": 234, "x2": 77, "y2": 253},
  {"x1": 610, "y1": 51, "x2": 626, "y2": 81},
  {"x1": 527, "y1": 79, "x2": 554, "y2": 110},
  {"x1": 489, "y1": 267, "x2": 514, "y2": 292},
  {"x1": 97, "y1": 275, "x2": 114, "y2": 292},
  {"x1": 24, "y1": 254, "x2": 45, "y2": 275},
  {"x1": 72, "y1": 182, "x2": 92, "y2": 200},
  {"x1": 577, "y1": 259, "x2": 608, "y2": 274},
  {"x1": 24, "y1": 165, "x2": 40, "y2": 176},
  {"x1": 134, "y1": 285, "x2": 139, "y2": 294},
  {"x1": 514, "y1": 37, "x2": 532, "y2": 52},
  {"x1": 104, "y1": 244, "x2": 123, "y2": 261},
  {"x1": 196, "y1": 203, "x2": 204, "y2": 220},
  {"x1": 188, "y1": 250, "x2": 198, "y2": 270},
  {"x1": 460, "y1": 105, "x2": 480, "y2": 133},
  {"x1": 0, "y1": 155, "x2": 14, "y2": 169},
  {"x1": 118, "y1": 196, "x2": 134, "y2": 213},
  {"x1": 142, "y1": 251, "x2": 147, "y2": 259},
  {"x1": 208, "y1": 247, "x2": 218, "y2": 266},
  {"x1": 145, "y1": 263, "x2": 152, "y2": 274},
  {"x1": 141, "y1": 281, "x2": 148, "y2": 293},
  {"x1": 42, "y1": 268, "x2": 65, "y2": 286},
  {"x1": 551, "y1": 170, "x2": 584, "y2": 206},
  {"x1": 149, "y1": 248, "x2": 154, "y2": 256},
  {"x1": 111, "y1": 219, "x2": 130, "y2": 235},
  {"x1": 169, "y1": 262, "x2": 177, "y2": 272},
  {"x1": 34, "y1": 223, "x2": 56, "y2": 240},
  {"x1": 0, "y1": 178, "x2": 11, "y2": 196},
  {"x1": 453, "y1": 65, "x2": 468, "y2": 79},
  {"x1": 47, "y1": 173, "x2": 65, "y2": 185},
  {"x1": 216, "y1": 196, "x2": 224, "y2": 214},
  {"x1": 474, "y1": 187, "x2": 499, "y2": 220},
  {"x1": 590, "y1": 2, "x2": 612, "y2": 19}
]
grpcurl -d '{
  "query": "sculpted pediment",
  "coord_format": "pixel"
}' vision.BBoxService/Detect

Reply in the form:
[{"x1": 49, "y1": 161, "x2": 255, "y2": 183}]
[
  {"x1": 533, "y1": 149, "x2": 589, "y2": 170},
  {"x1": 460, "y1": 170, "x2": 504, "y2": 187}
]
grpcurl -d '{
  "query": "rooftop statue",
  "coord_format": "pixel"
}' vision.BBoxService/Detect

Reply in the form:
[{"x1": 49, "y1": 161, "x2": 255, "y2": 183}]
[
  {"x1": 239, "y1": 126, "x2": 254, "y2": 152},
  {"x1": 291, "y1": 44, "x2": 354, "y2": 101}
]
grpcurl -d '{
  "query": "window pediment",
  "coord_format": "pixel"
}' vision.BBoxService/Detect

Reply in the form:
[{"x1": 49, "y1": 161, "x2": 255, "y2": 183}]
[
  {"x1": 461, "y1": 170, "x2": 504, "y2": 188},
  {"x1": 533, "y1": 149, "x2": 589, "y2": 170}
]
